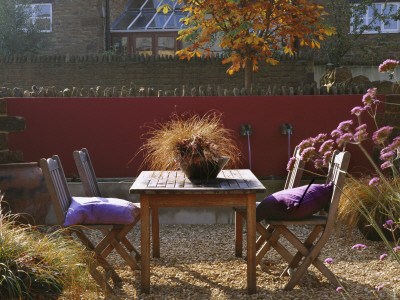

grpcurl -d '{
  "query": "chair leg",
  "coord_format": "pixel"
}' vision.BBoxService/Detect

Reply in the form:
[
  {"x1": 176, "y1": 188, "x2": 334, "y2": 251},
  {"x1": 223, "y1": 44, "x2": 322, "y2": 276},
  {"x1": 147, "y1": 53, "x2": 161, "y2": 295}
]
[
  {"x1": 75, "y1": 229, "x2": 123, "y2": 285},
  {"x1": 275, "y1": 225, "x2": 340, "y2": 290},
  {"x1": 281, "y1": 225, "x2": 323, "y2": 277},
  {"x1": 235, "y1": 210, "x2": 243, "y2": 257}
]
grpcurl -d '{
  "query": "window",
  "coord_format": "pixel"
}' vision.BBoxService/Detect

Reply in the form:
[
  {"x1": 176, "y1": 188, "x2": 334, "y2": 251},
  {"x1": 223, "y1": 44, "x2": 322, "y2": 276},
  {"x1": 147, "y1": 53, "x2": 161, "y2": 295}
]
[
  {"x1": 111, "y1": 0, "x2": 186, "y2": 55},
  {"x1": 351, "y1": 2, "x2": 399, "y2": 34}
]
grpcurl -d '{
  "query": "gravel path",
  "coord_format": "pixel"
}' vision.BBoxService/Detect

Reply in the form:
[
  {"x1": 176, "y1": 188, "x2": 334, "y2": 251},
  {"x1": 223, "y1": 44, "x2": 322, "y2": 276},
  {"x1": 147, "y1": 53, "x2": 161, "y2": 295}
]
[{"x1": 86, "y1": 224, "x2": 400, "y2": 299}]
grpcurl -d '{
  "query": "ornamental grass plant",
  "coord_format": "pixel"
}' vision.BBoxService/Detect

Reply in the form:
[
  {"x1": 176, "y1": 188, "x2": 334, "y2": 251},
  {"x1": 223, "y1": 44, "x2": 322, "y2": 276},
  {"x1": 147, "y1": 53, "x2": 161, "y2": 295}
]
[
  {"x1": 137, "y1": 111, "x2": 241, "y2": 171},
  {"x1": 0, "y1": 208, "x2": 99, "y2": 299}
]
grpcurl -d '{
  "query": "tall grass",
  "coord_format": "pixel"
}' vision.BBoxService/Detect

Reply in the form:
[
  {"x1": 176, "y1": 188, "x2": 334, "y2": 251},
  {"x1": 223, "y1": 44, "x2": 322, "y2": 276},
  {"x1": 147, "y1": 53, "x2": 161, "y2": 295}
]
[
  {"x1": 0, "y1": 211, "x2": 99, "y2": 299},
  {"x1": 135, "y1": 111, "x2": 241, "y2": 171}
]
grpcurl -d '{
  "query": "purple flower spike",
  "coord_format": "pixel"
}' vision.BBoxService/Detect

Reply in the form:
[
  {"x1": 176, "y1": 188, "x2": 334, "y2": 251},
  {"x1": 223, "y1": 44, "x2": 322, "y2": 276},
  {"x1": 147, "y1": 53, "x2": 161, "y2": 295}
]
[
  {"x1": 379, "y1": 253, "x2": 388, "y2": 261},
  {"x1": 319, "y1": 139, "x2": 334, "y2": 154},
  {"x1": 377, "y1": 285, "x2": 384, "y2": 292},
  {"x1": 380, "y1": 151, "x2": 395, "y2": 161},
  {"x1": 372, "y1": 126, "x2": 394, "y2": 145},
  {"x1": 336, "y1": 287, "x2": 343, "y2": 292},
  {"x1": 324, "y1": 258, "x2": 334, "y2": 264},
  {"x1": 352, "y1": 244, "x2": 367, "y2": 250},
  {"x1": 362, "y1": 93, "x2": 373, "y2": 105},
  {"x1": 369, "y1": 177, "x2": 380, "y2": 186},
  {"x1": 378, "y1": 59, "x2": 399, "y2": 73}
]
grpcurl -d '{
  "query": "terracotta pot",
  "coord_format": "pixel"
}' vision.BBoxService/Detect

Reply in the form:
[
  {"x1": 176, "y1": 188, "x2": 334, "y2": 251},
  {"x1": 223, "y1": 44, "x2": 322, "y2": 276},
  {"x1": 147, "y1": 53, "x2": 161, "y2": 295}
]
[
  {"x1": 180, "y1": 156, "x2": 230, "y2": 180},
  {"x1": 0, "y1": 162, "x2": 51, "y2": 225}
]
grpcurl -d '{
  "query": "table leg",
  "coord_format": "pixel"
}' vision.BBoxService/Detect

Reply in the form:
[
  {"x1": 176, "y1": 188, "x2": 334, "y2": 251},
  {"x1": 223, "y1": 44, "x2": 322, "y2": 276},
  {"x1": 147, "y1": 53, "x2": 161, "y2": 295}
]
[
  {"x1": 151, "y1": 206, "x2": 160, "y2": 258},
  {"x1": 247, "y1": 194, "x2": 257, "y2": 294},
  {"x1": 140, "y1": 195, "x2": 150, "y2": 293},
  {"x1": 235, "y1": 211, "x2": 243, "y2": 257}
]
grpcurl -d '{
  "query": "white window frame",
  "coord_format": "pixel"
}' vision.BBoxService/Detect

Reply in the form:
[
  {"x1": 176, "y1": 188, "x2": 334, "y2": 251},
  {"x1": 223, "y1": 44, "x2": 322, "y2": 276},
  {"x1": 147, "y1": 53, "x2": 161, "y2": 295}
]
[
  {"x1": 29, "y1": 3, "x2": 52, "y2": 32},
  {"x1": 350, "y1": 2, "x2": 400, "y2": 34}
]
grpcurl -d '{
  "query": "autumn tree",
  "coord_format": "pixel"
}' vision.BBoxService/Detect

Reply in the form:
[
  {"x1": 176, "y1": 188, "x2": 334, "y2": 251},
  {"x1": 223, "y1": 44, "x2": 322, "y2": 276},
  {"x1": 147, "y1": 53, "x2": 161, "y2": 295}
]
[{"x1": 162, "y1": 0, "x2": 334, "y2": 92}]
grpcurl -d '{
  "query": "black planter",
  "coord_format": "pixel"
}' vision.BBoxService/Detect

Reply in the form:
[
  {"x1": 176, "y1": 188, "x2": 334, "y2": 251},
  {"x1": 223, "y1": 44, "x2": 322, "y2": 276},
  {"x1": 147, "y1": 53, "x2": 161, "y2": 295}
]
[{"x1": 180, "y1": 156, "x2": 230, "y2": 180}]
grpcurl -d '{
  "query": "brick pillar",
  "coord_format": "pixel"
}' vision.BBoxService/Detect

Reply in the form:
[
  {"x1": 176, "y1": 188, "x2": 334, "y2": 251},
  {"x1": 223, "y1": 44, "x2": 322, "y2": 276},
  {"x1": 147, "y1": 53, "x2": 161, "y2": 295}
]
[{"x1": 0, "y1": 98, "x2": 26, "y2": 163}]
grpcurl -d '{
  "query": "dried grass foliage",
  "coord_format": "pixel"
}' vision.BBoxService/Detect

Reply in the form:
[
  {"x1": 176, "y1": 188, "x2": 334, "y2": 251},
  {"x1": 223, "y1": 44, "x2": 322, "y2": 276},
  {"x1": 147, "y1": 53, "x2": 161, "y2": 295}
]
[
  {"x1": 338, "y1": 176, "x2": 400, "y2": 229},
  {"x1": 138, "y1": 111, "x2": 241, "y2": 171}
]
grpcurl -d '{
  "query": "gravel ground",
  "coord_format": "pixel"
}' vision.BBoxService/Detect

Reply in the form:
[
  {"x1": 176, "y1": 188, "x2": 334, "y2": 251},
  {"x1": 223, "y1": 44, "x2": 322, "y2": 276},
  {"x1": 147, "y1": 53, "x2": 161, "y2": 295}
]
[{"x1": 85, "y1": 224, "x2": 400, "y2": 299}]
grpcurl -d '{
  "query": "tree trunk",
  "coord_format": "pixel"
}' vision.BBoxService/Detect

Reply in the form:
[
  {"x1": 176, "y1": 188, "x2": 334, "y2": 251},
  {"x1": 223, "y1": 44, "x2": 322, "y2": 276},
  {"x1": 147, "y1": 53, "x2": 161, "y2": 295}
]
[{"x1": 245, "y1": 60, "x2": 253, "y2": 95}]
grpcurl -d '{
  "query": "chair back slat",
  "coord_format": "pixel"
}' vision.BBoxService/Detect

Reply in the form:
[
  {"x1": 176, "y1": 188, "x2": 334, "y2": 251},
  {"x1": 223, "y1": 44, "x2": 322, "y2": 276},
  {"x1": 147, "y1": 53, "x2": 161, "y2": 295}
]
[
  {"x1": 40, "y1": 155, "x2": 72, "y2": 225},
  {"x1": 284, "y1": 146, "x2": 305, "y2": 190},
  {"x1": 325, "y1": 150, "x2": 351, "y2": 225},
  {"x1": 73, "y1": 148, "x2": 102, "y2": 197}
]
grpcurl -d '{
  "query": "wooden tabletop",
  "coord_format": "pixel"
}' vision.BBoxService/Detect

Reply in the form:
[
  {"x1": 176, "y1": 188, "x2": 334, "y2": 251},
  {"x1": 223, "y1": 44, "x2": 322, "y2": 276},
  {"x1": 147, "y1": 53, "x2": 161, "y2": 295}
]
[{"x1": 130, "y1": 169, "x2": 266, "y2": 195}]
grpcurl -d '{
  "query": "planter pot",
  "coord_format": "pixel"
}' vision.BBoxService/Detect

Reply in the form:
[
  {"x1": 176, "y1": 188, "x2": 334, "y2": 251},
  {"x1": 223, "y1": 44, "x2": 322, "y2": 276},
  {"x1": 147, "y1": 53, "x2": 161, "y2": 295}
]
[
  {"x1": 179, "y1": 156, "x2": 230, "y2": 180},
  {"x1": 0, "y1": 162, "x2": 51, "y2": 225}
]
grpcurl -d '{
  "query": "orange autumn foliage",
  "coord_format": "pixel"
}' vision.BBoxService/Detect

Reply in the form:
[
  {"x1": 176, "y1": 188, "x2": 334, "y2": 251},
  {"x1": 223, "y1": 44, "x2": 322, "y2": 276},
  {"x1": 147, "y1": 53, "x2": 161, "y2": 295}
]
[{"x1": 161, "y1": 0, "x2": 334, "y2": 76}]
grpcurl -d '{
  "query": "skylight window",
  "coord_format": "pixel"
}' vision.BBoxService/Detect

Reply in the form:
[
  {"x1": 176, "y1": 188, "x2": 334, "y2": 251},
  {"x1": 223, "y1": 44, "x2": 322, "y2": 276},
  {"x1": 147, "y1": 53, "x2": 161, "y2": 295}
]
[{"x1": 111, "y1": 0, "x2": 188, "y2": 32}]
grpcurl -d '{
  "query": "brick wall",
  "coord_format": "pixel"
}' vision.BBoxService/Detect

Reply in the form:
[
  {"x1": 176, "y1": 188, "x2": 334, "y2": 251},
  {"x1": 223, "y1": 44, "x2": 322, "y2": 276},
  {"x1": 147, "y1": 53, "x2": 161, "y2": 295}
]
[
  {"x1": 0, "y1": 99, "x2": 25, "y2": 163},
  {"x1": 0, "y1": 55, "x2": 313, "y2": 92}
]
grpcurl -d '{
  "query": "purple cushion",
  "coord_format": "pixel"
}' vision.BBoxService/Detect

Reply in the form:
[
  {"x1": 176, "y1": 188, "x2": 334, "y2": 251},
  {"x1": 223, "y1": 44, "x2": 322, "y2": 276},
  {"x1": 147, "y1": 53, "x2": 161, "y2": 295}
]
[
  {"x1": 256, "y1": 183, "x2": 333, "y2": 222},
  {"x1": 63, "y1": 197, "x2": 140, "y2": 226}
]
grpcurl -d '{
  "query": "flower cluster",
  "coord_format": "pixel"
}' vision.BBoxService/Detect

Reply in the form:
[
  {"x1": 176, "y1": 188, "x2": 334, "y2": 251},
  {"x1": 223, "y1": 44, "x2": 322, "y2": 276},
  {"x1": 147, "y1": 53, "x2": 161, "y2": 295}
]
[
  {"x1": 175, "y1": 134, "x2": 219, "y2": 165},
  {"x1": 378, "y1": 59, "x2": 399, "y2": 73}
]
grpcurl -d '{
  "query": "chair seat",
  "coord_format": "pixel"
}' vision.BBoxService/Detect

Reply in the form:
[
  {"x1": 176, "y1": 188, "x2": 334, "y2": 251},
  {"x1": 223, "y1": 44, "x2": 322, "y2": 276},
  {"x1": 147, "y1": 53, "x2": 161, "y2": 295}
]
[{"x1": 268, "y1": 214, "x2": 327, "y2": 225}]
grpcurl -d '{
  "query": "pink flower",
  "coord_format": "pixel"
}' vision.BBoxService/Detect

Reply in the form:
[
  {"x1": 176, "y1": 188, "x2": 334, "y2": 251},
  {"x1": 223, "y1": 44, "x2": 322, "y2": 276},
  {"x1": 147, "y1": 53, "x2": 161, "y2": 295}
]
[
  {"x1": 372, "y1": 126, "x2": 394, "y2": 145},
  {"x1": 331, "y1": 129, "x2": 343, "y2": 138},
  {"x1": 380, "y1": 161, "x2": 392, "y2": 170},
  {"x1": 336, "y1": 287, "x2": 343, "y2": 292},
  {"x1": 378, "y1": 59, "x2": 399, "y2": 73},
  {"x1": 323, "y1": 151, "x2": 333, "y2": 166},
  {"x1": 354, "y1": 125, "x2": 368, "y2": 142},
  {"x1": 380, "y1": 150, "x2": 395, "y2": 161},
  {"x1": 388, "y1": 137, "x2": 400, "y2": 150},
  {"x1": 337, "y1": 120, "x2": 354, "y2": 131},
  {"x1": 379, "y1": 253, "x2": 388, "y2": 261},
  {"x1": 367, "y1": 88, "x2": 377, "y2": 95},
  {"x1": 298, "y1": 138, "x2": 314, "y2": 152},
  {"x1": 377, "y1": 285, "x2": 384, "y2": 292},
  {"x1": 352, "y1": 244, "x2": 367, "y2": 250},
  {"x1": 351, "y1": 106, "x2": 364, "y2": 116},
  {"x1": 319, "y1": 139, "x2": 334, "y2": 154},
  {"x1": 336, "y1": 133, "x2": 353, "y2": 147},
  {"x1": 393, "y1": 246, "x2": 400, "y2": 252},
  {"x1": 314, "y1": 159, "x2": 324, "y2": 169},
  {"x1": 362, "y1": 93, "x2": 374, "y2": 105},
  {"x1": 300, "y1": 147, "x2": 316, "y2": 162},
  {"x1": 385, "y1": 220, "x2": 394, "y2": 226},
  {"x1": 313, "y1": 133, "x2": 327, "y2": 143},
  {"x1": 324, "y1": 257, "x2": 334, "y2": 264},
  {"x1": 369, "y1": 177, "x2": 380, "y2": 186},
  {"x1": 286, "y1": 157, "x2": 296, "y2": 171}
]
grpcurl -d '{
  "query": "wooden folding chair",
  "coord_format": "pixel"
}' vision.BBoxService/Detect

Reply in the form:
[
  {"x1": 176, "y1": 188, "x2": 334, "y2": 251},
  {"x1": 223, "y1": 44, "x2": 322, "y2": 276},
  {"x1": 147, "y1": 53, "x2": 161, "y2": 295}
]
[
  {"x1": 234, "y1": 146, "x2": 305, "y2": 257},
  {"x1": 73, "y1": 148, "x2": 141, "y2": 263},
  {"x1": 256, "y1": 150, "x2": 350, "y2": 290},
  {"x1": 40, "y1": 155, "x2": 140, "y2": 294}
]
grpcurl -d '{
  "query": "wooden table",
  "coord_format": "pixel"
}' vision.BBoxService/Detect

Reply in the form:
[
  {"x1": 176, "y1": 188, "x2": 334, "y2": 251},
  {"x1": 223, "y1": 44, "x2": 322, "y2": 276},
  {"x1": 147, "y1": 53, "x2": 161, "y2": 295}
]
[{"x1": 129, "y1": 169, "x2": 266, "y2": 294}]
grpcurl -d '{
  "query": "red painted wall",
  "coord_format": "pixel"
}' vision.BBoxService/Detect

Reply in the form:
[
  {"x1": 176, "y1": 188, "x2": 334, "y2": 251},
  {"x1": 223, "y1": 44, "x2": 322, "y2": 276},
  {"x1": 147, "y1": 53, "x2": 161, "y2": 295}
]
[{"x1": 5, "y1": 95, "x2": 383, "y2": 178}]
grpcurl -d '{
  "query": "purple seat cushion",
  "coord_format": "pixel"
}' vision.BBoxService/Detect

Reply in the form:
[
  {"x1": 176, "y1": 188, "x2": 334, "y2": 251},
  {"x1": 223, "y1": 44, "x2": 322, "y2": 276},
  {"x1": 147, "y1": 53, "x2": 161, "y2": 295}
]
[
  {"x1": 256, "y1": 183, "x2": 333, "y2": 222},
  {"x1": 63, "y1": 197, "x2": 140, "y2": 226}
]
